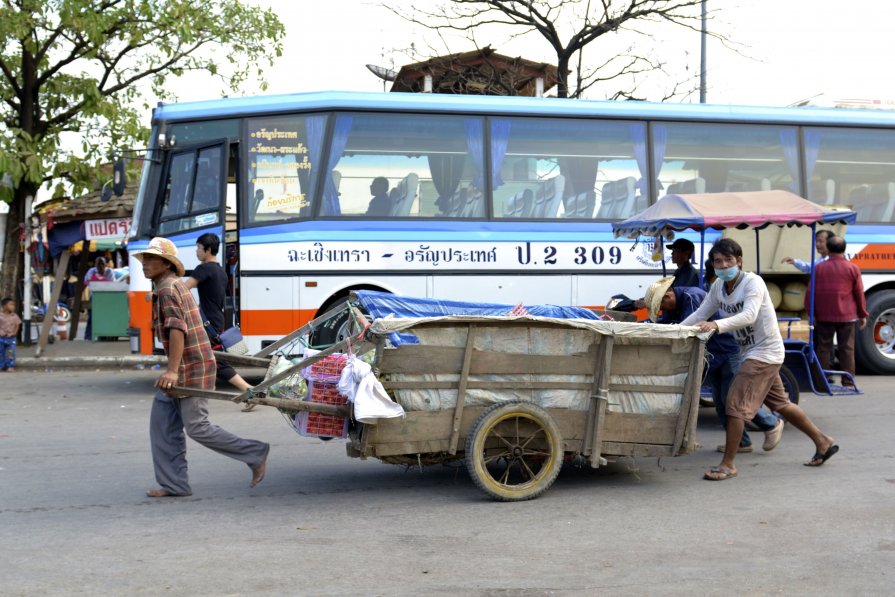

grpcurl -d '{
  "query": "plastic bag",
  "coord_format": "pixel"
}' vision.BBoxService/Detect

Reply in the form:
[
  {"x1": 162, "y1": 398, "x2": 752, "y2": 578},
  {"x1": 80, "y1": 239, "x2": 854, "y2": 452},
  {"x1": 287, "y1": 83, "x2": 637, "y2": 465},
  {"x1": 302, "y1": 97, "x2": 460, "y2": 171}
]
[
  {"x1": 269, "y1": 357, "x2": 307, "y2": 399},
  {"x1": 337, "y1": 354, "x2": 404, "y2": 424}
]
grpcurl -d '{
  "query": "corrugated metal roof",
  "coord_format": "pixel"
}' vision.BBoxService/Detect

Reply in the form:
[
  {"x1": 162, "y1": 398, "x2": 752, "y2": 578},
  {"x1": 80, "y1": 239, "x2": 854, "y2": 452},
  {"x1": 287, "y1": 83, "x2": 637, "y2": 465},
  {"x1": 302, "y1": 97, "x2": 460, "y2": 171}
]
[{"x1": 38, "y1": 187, "x2": 136, "y2": 224}]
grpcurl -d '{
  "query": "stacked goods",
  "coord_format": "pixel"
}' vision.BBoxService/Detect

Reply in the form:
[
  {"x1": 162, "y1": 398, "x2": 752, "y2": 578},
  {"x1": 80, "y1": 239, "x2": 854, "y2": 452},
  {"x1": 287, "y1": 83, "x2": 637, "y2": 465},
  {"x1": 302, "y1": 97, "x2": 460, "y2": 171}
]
[
  {"x1": 781, "y1": 280, "x2": 807, "y2": 311},
  {"x1": 766, "y1": 282, "x2": 782, "y2": 309},
  {"x1": 295, "y1": 354, "x2": 350, "y2": 439}
]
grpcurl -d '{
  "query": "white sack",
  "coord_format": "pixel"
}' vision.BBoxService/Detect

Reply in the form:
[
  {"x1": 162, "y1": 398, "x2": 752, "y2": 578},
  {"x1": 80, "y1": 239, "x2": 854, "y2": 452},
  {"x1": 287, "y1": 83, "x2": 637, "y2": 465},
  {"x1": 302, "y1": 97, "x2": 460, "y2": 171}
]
[{"x1": 338, "y1": 355, "x2": 405, "y2": 424}]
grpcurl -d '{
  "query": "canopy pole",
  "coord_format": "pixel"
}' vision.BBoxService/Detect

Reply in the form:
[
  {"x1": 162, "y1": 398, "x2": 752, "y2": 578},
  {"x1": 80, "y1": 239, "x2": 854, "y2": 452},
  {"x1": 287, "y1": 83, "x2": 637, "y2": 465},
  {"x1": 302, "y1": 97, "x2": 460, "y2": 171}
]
[
  {"x1": 754, "y1": 228, "x2": 761, "y2": 274},
  {"x1": 699, "y1": 230, "x2": 706, "y2": 288},
  {"x1": 660, "y1": 238, "x2": 667, "y2": 277},
  {"x1": 808, "y1": 223, "x2": 818, "y2": 351}
]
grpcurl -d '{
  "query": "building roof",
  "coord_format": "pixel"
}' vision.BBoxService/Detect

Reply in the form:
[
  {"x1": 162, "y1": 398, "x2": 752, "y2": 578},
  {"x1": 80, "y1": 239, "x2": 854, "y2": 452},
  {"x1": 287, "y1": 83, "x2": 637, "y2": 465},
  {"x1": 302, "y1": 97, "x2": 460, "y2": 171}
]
[
  {"x1": 390, "y1": 46, "x2": 560, "y2": 96},
  {"x1": 38, "y1": 187, "x2": 136, "y2": 225}
]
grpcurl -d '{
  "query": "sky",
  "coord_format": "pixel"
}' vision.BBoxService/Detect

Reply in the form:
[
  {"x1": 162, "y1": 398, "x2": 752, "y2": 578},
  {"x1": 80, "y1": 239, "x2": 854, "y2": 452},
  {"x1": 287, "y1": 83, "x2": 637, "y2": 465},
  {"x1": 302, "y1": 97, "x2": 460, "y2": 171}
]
[{"x1": 166, "y1": 0, "x2": 895, "y2": 109}]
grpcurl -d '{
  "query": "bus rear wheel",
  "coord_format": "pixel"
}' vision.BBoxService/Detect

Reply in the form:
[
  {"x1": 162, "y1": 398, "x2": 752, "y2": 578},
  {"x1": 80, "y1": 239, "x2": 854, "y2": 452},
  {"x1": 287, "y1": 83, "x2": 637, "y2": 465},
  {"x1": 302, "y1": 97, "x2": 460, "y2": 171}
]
[{"x1": 856, "y1": 290, "x2": 895, "y2": 375}]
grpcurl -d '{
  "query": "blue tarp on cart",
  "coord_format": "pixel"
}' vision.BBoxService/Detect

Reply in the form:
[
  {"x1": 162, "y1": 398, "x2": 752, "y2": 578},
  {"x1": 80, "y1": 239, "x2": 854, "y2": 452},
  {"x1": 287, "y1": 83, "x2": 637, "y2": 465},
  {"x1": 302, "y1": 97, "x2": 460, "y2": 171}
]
[{"x1": 354, "y1": 290, "x2": 599, "y2": 345}]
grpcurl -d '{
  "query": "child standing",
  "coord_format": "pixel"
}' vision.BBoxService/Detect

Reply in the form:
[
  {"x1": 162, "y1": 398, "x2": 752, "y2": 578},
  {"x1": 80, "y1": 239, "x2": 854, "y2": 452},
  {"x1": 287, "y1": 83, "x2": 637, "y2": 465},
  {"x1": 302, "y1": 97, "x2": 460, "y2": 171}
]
[
  {"x1": 53, "y1": 305, "x2": 69, "y2": 341},
  {"x1": 0, "y1": 297, "x2": 22, "y2": 372}
]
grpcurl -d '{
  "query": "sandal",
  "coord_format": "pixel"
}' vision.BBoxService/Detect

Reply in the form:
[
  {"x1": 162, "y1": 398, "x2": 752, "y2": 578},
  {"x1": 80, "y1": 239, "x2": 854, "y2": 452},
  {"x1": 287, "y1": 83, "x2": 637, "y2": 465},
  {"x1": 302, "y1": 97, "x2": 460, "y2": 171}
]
[
  {"x1": 703, "y1": 466, "x2": 737, "y2": 481},
  {"x1": 804, "y1": 444, "x2": 839, "y2": 467}
]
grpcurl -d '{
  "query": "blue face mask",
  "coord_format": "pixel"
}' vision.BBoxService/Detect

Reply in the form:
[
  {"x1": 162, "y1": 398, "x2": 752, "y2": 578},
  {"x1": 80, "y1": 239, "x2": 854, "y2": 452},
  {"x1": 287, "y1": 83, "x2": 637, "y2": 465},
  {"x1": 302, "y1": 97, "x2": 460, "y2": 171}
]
[{"x1": 715, "y1": 264, "x2": 739, "y2": 282}]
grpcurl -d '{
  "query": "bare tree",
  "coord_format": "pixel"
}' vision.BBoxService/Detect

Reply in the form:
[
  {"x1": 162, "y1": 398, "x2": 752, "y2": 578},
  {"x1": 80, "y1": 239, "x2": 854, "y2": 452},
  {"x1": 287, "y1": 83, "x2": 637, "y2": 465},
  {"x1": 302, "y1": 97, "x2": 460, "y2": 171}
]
[{"x1": 385, "y1": 0, "x2": 729, "y2": 99}]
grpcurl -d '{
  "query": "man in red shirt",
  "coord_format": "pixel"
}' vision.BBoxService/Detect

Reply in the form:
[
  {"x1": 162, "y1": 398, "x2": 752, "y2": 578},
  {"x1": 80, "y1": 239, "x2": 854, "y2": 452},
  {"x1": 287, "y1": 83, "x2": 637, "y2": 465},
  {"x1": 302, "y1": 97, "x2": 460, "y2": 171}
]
[
  {"x1": 810, "y1": 235, "x2": 868, "y2": 388},
  {"x1": 134, "y1": 237, "x2": 269, "y2": 497}
]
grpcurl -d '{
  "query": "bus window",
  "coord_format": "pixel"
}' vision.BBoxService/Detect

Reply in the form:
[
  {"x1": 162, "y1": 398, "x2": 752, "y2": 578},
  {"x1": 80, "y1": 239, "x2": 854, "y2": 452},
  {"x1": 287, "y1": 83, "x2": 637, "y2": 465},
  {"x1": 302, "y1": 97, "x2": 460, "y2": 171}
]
[
  {"x1": 320, "y1": 112, "x2": 485, "y2": 218},
  {"x1": 157, "y1": 142, "x2": 226, "y2": 235},
  {"x1": 246, "y1": 114, "x2": 325, "y2": 224},
  {"x1": 656, "y1": 122, "x2": 799, "y2": 201},
  {"x1": 168, "y1": 119, "x2": 240, "y2": 145},
  {"x1": 493, "y1": 118, "x2": 644, "y2": 220},
  {"x1": 806, "y1": 127, "x2": 895, "y2": 222}
]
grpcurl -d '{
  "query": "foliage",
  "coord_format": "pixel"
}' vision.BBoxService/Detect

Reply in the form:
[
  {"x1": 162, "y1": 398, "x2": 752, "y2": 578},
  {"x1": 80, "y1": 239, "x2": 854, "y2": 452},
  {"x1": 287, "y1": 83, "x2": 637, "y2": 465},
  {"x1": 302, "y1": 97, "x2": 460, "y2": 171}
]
[
  {"x1": 0, "y1": 0, "x2": 285, "y2": 296},
  {"x1": 0, "y1": 0, "x2": 284, "y2": 201}
]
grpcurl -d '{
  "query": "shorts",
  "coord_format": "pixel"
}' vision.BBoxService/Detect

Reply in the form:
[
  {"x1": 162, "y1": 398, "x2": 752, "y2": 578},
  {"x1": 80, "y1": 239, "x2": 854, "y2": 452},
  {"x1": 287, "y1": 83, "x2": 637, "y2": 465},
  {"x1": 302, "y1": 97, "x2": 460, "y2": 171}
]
[{"x1": 725, "y1": 359, "x2": 790, "y2": 420}]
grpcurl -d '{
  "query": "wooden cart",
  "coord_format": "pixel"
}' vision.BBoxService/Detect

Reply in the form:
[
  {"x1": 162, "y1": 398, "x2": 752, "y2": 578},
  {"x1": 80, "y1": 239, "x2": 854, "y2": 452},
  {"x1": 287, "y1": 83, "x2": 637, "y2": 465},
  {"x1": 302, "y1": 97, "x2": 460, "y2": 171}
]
[{"x1": 176, "y1": 303, "x2": 706, "y2": 501}]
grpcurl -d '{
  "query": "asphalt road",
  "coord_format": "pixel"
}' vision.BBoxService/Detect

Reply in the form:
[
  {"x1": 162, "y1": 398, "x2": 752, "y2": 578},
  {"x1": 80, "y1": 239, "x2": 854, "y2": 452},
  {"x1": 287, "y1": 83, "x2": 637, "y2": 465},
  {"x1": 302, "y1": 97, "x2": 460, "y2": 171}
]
[{"x1": 1, "y1": 370, "x2": 893, "y2": 596}]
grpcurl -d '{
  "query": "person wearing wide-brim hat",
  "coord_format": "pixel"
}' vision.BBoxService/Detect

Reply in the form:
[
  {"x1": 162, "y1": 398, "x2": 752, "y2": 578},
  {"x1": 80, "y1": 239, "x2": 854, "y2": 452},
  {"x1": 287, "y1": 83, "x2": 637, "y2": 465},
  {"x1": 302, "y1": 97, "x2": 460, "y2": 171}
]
[
  {"x1": 643, "y1": 275, "x2": 676, "y2": 322},
  {"x1": 633, "y1": 238, "x2": 700, "y2": 311},
  {"x1": 132, "y1": 237, "x2": 269, "y2": 497}
]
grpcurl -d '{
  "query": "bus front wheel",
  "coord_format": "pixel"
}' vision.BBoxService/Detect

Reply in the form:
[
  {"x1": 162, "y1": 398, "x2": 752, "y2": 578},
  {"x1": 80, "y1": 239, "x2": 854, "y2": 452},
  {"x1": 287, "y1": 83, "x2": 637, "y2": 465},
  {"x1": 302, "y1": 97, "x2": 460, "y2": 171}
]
[
  {"x1": 856, "y1": 290, "x2": 895, "y2": 375},
  {"x1": 309, "y1": 298, "x2": 352, "y2": 349}
]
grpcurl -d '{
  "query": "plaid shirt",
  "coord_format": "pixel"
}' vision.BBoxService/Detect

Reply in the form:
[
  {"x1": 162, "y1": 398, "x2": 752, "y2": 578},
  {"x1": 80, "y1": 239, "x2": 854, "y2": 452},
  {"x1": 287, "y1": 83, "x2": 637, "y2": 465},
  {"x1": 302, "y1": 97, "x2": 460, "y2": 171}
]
[{"x1": 152, "y1": 272, "x2": 216, "y2": 390}]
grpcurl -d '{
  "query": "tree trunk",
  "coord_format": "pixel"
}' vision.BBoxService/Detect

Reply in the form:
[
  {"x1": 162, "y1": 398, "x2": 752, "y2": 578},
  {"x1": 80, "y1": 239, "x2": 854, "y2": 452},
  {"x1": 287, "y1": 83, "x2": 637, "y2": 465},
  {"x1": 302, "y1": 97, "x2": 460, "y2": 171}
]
[
  {"x1": 556, "y1": 56, "x2": 571, "y2": 98},
  {"x1": 0, "y1": 183, "x2": 35, "y2": 303}
]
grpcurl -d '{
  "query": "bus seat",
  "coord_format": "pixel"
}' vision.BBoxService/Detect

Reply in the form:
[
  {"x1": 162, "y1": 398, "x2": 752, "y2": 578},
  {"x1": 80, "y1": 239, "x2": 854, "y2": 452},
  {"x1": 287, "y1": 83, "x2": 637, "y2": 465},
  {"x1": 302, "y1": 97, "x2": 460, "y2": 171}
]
[
  {"x1": 562, "y1": 191, "x2": 595, "y2": 218},
  {"x1": 561, "y1": 193, "x2": 579, "y2": 218},
  {"x1": 503, "y1": 189, "x2": 533, "y2": 217},
  {"x1": 389, "y1": 173, "x2": 419, "y2": 217},
  {"x1": 726, "y1": 178, "x2": 771, "y2": 193},
  {"x1": 531, "y1": 175, "x2": 565, "y2": 218},
  {"x1": 810, "y1": 178, "x2": 836, "y2": 205},
  {"x1": 598, "y1": 177, "x2": 636, "y2": 219},
  {"x1": 445, "y1": 188, "x2": 467, "y2": 217},
  {"x1": 633, "y1": 193, "x2": 649, "y2": 214},
  {"x1": 851, "y1": 182, "x2": 895, "y2": 222},
  {"x1": 461, "y1": 188, "x2": 485, "y2": 218},
  {"x1": 667, "y1": 177, "x2": 706, "y2": 196},
  {"x1": 883, "y1": 183, "x2": 895, "y2": 221}
]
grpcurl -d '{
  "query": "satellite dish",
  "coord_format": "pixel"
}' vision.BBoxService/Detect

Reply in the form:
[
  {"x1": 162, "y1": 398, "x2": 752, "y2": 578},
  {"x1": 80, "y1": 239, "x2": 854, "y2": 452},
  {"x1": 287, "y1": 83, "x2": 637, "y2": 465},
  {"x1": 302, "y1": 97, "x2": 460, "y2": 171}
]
[{"x1": 366, "y1": 64, "x2": 398, "y2": 82}]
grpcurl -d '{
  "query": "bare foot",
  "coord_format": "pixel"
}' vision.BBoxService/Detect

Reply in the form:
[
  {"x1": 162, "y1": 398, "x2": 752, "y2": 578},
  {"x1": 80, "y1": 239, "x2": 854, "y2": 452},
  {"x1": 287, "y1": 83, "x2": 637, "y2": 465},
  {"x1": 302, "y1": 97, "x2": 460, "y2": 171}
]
[
  {"x1": 146, "y1": 488, "x2": 183, "y2": 498},
  {"x1": 241, "y1": 403, "x2": 256, "y2": 412}
]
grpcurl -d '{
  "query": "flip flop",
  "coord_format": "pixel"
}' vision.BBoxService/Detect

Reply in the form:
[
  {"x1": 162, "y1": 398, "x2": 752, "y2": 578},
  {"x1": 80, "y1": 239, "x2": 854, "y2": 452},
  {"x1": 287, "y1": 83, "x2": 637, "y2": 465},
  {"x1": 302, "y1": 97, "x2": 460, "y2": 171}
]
[
  {"x1": 703, "y1": 466, "x2": 737, "y2": 481},
  {"x1": 804, "y1": 444, "x2": 839, "y2": 467}
]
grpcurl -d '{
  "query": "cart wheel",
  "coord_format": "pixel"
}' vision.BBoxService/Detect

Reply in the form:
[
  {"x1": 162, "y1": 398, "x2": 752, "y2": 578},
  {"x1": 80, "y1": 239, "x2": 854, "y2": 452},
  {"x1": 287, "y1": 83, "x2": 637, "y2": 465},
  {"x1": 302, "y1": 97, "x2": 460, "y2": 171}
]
[
  {"x1": 779, "y1": 364, "x2": 799, "y2": 405},
  {"x1": 465, "y1": 401, "x2": 563, "y2": 502}
]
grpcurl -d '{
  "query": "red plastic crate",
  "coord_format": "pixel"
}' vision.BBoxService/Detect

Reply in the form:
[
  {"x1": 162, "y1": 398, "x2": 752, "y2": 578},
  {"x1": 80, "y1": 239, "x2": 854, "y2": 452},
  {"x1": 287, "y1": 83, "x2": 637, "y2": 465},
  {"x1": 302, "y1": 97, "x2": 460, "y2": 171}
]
[
  {"x1": 295, "y1": 380, "x2": 349, "y2": 439},
  {"x1": 304, "y1": 353, "x2": 348, "y2": 382},
  {"x1": 295, "y1": 411, "x2": 349, "y2": 439}
]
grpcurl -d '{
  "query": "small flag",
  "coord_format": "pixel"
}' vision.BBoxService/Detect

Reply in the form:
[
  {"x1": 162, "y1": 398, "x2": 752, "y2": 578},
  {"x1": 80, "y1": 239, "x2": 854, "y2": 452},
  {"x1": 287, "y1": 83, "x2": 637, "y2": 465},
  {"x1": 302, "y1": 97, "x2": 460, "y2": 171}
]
[{"x1": 509, "y1": 302, "x2": 530, "y2": 316}]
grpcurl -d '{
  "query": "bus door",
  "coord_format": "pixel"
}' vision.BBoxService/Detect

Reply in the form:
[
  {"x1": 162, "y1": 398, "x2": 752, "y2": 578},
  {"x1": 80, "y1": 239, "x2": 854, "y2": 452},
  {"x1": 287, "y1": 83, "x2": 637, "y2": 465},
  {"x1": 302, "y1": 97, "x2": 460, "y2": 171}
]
[{"x1": 154, "y1": 139, "x2": 234, "y2": 319}]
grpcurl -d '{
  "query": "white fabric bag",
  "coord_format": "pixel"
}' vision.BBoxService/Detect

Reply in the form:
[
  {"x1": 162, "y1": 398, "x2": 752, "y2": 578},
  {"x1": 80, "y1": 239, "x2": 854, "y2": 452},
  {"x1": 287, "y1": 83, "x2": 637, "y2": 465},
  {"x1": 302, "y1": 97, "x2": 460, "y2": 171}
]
[{"x1": 337, "y1": 354, "x2": 405, "y2": 424}]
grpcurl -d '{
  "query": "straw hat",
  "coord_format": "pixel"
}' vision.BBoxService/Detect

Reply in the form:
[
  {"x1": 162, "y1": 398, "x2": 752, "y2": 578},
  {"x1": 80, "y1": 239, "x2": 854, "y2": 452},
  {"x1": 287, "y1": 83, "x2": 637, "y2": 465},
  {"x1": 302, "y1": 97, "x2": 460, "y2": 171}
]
[
  {"x1": 644, "y1": 276, "x2": 675, "y2": 322},
  {"x1": 132, "y1": 237, "x2": 185, "y2": 277}
]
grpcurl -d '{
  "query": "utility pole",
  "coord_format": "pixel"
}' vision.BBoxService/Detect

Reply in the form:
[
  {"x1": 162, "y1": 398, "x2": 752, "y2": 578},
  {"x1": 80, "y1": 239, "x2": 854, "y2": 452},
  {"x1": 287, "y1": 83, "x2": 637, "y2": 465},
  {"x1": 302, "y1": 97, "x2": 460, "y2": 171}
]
[{"x1": 699, "y1": 0, "x2": 707, "y2": 104}]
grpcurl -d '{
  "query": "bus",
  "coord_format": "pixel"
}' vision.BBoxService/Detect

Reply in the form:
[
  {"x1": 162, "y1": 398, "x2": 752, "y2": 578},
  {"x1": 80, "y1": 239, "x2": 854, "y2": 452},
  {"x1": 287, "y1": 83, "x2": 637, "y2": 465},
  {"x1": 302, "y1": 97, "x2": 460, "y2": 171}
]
[{"x1": 126, "y1": 91, "x2": 895, "y2": 374}]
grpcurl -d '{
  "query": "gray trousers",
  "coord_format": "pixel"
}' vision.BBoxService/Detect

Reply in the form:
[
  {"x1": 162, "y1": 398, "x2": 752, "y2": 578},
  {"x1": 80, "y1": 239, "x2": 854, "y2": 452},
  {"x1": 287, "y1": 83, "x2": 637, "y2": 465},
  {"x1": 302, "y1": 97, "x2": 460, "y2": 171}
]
[{"x1": 149, "y1": 390, "x2": 269, "y2": 496}]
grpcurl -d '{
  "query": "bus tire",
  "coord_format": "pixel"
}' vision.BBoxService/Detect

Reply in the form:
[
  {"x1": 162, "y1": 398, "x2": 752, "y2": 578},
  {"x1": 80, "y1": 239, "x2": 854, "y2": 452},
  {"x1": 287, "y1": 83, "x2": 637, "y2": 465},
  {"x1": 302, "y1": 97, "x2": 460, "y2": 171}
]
[
  {"x1": 309, "y1": 298, "x2": 351, "y2": 349},
  {"x1": 856, "y1": 290, "x2": 895, "y2": 375},
  {"x1": 465, "y1": 401, "x2": 563, "y2": 502}
]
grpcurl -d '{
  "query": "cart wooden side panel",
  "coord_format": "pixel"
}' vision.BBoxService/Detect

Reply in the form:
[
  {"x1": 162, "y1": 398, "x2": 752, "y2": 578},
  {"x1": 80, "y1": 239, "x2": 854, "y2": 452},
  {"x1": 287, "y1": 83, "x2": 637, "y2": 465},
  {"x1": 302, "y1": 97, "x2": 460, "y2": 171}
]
[
  {"x1": 355, "y1": 408, "x2": 681, "y2": 458},
  {"x1": 350, "y1": 318, "x2": 705, "y2": 463}
]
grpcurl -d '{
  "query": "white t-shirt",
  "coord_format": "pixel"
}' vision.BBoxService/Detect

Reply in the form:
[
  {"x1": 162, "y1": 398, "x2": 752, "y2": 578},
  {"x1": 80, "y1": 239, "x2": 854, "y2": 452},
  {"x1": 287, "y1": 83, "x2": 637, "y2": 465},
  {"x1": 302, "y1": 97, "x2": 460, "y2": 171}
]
[{"x1": 681, "y1": 271, "x2": 784, "y2": 364}]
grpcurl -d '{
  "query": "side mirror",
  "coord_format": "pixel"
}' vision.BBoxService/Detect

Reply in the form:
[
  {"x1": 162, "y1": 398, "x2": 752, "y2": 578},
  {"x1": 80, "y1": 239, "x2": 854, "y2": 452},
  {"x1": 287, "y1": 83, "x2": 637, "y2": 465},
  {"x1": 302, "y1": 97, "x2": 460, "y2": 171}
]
[{"x1": 113, "y1": 158, "x2": 126, "y2": 196}]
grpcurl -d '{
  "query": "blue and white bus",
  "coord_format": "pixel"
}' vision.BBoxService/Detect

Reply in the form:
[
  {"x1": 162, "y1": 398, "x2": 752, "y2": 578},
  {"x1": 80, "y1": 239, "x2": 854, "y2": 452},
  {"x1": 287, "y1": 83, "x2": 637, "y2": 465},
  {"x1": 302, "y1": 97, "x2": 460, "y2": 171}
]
[{"x1": 127, "y1": 91, "x2": 895, "y2": 373}]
